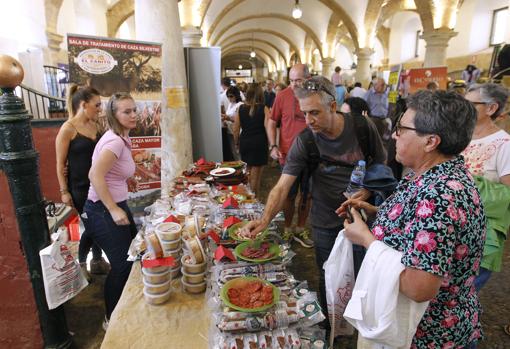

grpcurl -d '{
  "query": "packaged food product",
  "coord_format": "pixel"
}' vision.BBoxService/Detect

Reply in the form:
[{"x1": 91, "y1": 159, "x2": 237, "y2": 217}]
[
  {"x1": 142, "y1": 278, "x2": 171, "y2": 295},
  {"x1": 181, "y1": 254, "x2": 207, "y2": 274},
  {"x1": 160, "y1": 238, "x2": 180, "y2": 251},
  {"x1": 182, "y1": 279, "x2": 206, "y2": 294},
  {"x1": 143, "y1": 287, "x2": 171, "y2": 305},
  {"x1": 155, "y1": 222, "x2": 182, "y2": 241},
  {"x1": 141, "y1": 268, "x2": 171, "y2": 284},
  {"x1": 181, "y1": 269, "x2": 206, "y2": 284}
]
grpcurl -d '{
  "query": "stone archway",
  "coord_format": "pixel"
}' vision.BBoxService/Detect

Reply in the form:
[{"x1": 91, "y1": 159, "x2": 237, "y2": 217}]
[{"x1": 106, "y1": 0, "x2": 134, "y2": 38}]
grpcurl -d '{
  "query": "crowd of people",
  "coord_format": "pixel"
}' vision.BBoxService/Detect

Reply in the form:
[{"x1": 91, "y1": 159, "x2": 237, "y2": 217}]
[
  {"x1": 231, "y1": 65, "x2": 509, "y2": 348},
  {"x1": 55, "y1": 63, "x2": 509, "y2": 347}
]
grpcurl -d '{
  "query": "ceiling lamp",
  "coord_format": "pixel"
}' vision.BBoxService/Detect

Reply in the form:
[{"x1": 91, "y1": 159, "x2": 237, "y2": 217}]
[
  {"x1": 250, "y1": 33, "x2": 256, "y2": 58},
  {"x1": 292, "y1": 0, "x2": 302, "y2": 19},
  {"x1": 250, "y1": 51, "x2": 256, "y2": 58},
  {"x1": 238, "y1": 64, "x2": 243, "y2": 69}
]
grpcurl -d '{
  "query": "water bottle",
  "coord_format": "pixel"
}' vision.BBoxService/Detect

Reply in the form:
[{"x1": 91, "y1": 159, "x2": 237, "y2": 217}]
[{"x1": 344, "y1": 160, "x2": 366, "y2": 198}]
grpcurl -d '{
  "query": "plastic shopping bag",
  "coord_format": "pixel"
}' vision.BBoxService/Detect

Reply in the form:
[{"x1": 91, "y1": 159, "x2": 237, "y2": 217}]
[
  {"x1": 323, "y1": 229, "x2": 354, "y2": 345},
  {"x1": 39, "y1": 237, "x2": 88, "y2": 309}
]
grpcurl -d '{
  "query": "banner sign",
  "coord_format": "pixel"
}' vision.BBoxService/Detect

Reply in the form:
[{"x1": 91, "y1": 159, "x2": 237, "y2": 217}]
[
  {"x1": 407, "y1": 67, "x2": 448, "y2": 94},
  {"x1": 387, "y1": 64, "x2": 402, "y2": 104},
  {"x1": 68, "y1": 34, "x2": 163, "y2": 209}
]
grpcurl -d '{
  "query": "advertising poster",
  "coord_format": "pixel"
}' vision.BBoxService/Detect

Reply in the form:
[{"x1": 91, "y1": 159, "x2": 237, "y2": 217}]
[
  {"x1": 407, "y1": 67, "x2": 448, "y2": 94},
  {"x1": 387, "y1": 64, "x2": 402, "y2": 104},
  {"x1": 67, "y1": 34, "x2": 162, "y2": 209}
]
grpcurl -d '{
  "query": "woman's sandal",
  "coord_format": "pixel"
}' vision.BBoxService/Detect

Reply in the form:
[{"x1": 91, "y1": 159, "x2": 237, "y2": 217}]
[{"x1": 504, "y1": 324, "x2": 510, "y2": 336}]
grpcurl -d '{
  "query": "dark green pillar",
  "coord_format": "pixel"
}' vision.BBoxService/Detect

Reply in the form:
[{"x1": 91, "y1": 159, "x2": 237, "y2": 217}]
[{"x1": 0, "y1": 55, "x2": 72, "y2": 348}]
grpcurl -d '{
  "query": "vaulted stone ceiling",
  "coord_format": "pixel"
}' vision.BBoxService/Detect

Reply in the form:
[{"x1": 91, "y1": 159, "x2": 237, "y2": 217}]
[{"x1": 46, "y1": 0, "x2": 463, "y2": 76}]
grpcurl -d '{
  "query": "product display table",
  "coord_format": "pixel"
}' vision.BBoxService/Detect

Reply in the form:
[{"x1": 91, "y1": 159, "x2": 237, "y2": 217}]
[{"x1": 101, "y1": 262, "x2": 210, "y2": 349}]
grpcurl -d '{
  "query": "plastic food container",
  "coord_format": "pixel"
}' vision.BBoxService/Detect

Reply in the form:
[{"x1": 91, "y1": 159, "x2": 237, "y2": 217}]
[
  {"x1": 156, "y1": 222, "x2": 182, "y2": 241},
  {"x1": 169, "y1": 266, "x2": 181, "y2": 278},
  {"x1": 143, "y1": 278, "x2": 171, "y2": 295},
  {"x1": 183, "y1": 236, "x2": 205, "y2": 264},
  {"x1": 143, "y1": 287, "x2": 171, "y2": 305},
  {"x1": 181, "y1": 254, "x2": 207, "y2": 274},
  {"x1": 141, "y1": 254, "x2": 169, "y2": 274},
  {"x1": 182, "y1": 279, "x2": 206, "y2": 294},
  {"x1": 142, "y1": 268, "x2": 171, "y2": 284},
  {"x1": 181, "y1": 269, "x2": 205, "y2": 284},
  {"x1": 160, "y1": 239, "x2": 180, "y2": 251},
  {"x1": 164, "y1": 248, "x2": 181, "y2": 260}
]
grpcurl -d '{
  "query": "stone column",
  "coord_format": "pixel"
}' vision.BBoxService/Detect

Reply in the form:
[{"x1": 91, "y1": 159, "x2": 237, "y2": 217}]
[
  {"x1": 321, "y1": 57, "x2": 335, "y2": 79},
  {"x1": 135, "y1": 0, "x2": 193, "y2": 195},
  {"x1": 355, "y1": 48, "x2": 374, "y2": 88},
  {"x1": 180, "y1": 0, "x2": 202, "y2": 47},
  {"x1": 182, "y1": 26, "x2": 203, "y2": 47},
  {"x1": 420, "y1": 28, "x2": 458, "y2": 68},
  {"x1": 276, "y1": 69, "x2": 285, "y2": 83}
]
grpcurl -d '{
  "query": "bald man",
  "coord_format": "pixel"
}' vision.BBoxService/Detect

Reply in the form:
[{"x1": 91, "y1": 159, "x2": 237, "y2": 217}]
[{"x1": 266, "y1": 63, "x2": 314, "y2": 248}]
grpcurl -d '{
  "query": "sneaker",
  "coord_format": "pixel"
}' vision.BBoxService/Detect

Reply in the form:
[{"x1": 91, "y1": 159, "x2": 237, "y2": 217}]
[
  {"x1": 80, "y1": 262, "x2": 91, "y2": 282},
  {"x1": 90, "y1": 257, "x2": 110, "y2": 275},
  {"x1": 282, "y1": 227, "x2": 294, "y2": 242},
  {"x1": 293, "y1": 228, "x2": 314, "y2": 248},
  {"x1": 102, "y1": 316, "x2": 109, "y2": 331}
]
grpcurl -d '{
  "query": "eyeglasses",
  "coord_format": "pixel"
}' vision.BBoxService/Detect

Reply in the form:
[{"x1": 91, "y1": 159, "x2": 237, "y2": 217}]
[
  {"x1": 227, "y1": 95, "x2": 235, "y2": 98},
  {"x1": 302, "y1": 79, "x2": 336, "y2": 101},
  {"x1": 289, "y1": 78, "x2": 304, "y2": 84},
  {"x1": 470, "y1": 101, "x2": 487, "y2": 106},
  {"x1": 393, "y1": 113, "x2": 427, "y2": 136}
]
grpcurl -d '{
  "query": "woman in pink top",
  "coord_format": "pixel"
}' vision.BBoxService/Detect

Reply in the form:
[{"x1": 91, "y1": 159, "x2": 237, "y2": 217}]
[{"x1": 82, "y1": 93, "x2": 138, "y2": 328}]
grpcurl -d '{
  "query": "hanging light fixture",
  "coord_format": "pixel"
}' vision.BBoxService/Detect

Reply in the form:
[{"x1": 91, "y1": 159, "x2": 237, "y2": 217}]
[
  {"x1": 238, "y1": 64, "x2": 243, "y2": 70},
  {"x1": 250, "y1": 33, "x2": 256, "y2": 58},
  {"x1": 292, "y1": 0, "x2": 302, "y2": 19}
]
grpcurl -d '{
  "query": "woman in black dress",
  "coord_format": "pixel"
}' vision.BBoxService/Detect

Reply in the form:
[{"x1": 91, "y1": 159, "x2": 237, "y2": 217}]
[
  {"x1": 233, "y1": 83, "x2": 270, "y2": 196},
  {"x1": 55, "y1": 85, "x2": 109, "y2": 279}
]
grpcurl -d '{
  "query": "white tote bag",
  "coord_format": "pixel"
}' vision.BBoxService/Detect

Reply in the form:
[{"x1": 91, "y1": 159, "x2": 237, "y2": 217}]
[
  {"x1": 323, "y1": 229, "x2": 355, "y2": 346},
  {"x1": 39, "y1": 237, "x2": 88, "y2": 309}
]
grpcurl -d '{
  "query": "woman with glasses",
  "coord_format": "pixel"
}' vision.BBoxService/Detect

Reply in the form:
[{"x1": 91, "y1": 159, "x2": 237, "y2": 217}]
[
  {"x1": 81, "y1": 93, "x2": 138, "y2": 329},
  {"x1": 55, "y1": 85, "x2": 109, "y2": 280},
  {"x1": 233, "y1": 83, "x2": 270, "y2": 195},
  {"x1": 461, "y1": 83, "x2": 510, "y2": 293},
  {"x1": 339, "y1": 90, "x2": 485, "y2": 348}
]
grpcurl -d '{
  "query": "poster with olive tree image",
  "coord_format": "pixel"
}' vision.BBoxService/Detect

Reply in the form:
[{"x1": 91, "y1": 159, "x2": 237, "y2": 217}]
[{"x1": 68, "y1": 34, "x2": 162, "y2": 210}]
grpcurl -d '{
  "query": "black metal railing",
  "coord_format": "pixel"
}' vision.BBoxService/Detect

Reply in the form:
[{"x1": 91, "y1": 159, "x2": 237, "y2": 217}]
[
  {"x1": 44, "y1": 65, "x2": 69, "y2": 99},
  {"x1": 15, "y1": 84, "x2": 67, "y2": 119}
]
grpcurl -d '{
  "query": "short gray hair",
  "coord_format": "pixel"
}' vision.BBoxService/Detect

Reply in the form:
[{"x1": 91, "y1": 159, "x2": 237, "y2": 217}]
[
  {"x1": 467, "y1": 83, "x2": 509, "y2": 119},
  {"x1": 294, "y1": 75, "x2": 336, "y2": 107},
  {"x1": 406, "y1": 90, "x2": 477, "y2": 156}
]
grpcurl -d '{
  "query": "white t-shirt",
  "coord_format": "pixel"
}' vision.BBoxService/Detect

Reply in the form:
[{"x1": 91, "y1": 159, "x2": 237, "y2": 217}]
[
  {"x1": 462, "y1": 129, "x2": 510, "y2": 183},
  {"x1": 350, "y1": 86, "x2": 367, "y2": 99},
  {"x1": 226, "y1": 101, "x2": 243, "y2": 118}
]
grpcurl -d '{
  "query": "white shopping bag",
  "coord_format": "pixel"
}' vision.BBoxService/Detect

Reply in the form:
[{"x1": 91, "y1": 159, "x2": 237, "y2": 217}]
[
  {"x1": 323, "y1": 229, "x2": 355, "y2": 346},
  {"x1": 39, "y1": 236, "x2": 88, "y2": 309}
]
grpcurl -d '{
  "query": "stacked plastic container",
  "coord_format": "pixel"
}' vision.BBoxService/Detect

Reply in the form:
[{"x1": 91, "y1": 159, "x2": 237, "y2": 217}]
[
  {"x1": 155, "y1": 222, "x2": 182, "y2": 278},
  {"x1": 141, "y1": 254, "x2": 172, "y2": 305}
]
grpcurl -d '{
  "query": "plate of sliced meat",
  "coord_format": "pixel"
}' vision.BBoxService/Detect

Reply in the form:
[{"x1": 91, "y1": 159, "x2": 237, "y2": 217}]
[
  {"x1": 210, "y1": 167, "x2": 235, "y2": 177},
  {"x1": 220, "y1": 277, "x2": 280, "y2": 312},
  {"x1": 234, "y1": 240, "x2": 280, "y2": 263}
]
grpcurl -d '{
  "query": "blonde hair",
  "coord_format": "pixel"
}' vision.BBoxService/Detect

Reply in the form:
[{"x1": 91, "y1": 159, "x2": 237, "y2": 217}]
[
  {"x1": 67, "y1": 84, "x2": 100, "y2": 118},
  {"x1": 105, "y1": 93, "x2": 134, "y2": 135}
]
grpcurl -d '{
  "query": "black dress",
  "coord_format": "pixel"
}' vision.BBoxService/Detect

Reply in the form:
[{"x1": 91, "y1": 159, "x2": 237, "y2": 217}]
[{"x1": 239, "y1": 104, "x2": 268, "y2": 166}]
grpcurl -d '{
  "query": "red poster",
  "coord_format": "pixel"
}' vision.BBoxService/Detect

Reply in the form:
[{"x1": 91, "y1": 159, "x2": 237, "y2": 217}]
[{"x1": 407, "y1": 67, "x2": 448, "y2": 94}]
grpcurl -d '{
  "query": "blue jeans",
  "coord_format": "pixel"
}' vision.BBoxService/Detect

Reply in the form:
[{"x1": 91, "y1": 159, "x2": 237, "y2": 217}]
[
  {"x1": 82, "y1": 200, "x2": 137, "y2": 319},
  {"x1": 312, "y1": 226, "x2": 366, "y2": 329},
  {"x1": 474, "y1": 267, "x2": 492, "y2": 292}
]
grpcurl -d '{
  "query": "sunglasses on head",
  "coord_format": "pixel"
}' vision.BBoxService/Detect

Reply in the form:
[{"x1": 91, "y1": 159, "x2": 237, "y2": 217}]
[{"x1": 302, "y1": 79, "x2": 336, "y2": 101}]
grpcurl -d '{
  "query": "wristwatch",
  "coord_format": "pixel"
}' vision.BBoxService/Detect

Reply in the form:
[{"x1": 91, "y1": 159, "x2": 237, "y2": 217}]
[{"x1": 269, "y1": 144, "x2": 278, "y2": 151}]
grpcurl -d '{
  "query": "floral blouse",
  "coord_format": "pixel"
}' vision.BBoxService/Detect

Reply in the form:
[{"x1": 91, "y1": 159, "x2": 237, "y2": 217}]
[{"x1": 372, "y1": 156, "x2": 486, "y2": 348}]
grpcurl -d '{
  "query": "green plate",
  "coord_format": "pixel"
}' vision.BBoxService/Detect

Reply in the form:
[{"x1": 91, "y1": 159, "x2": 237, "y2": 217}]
[
  {"x1": 234, "y1": 241, "x2": 280, "y2": 263},
  {"x1": 228, "y1": 221, "x2": 268, "y2": 241},
  {"x1": 220, "y1": 277, "x2": 280, "y2": 313}
]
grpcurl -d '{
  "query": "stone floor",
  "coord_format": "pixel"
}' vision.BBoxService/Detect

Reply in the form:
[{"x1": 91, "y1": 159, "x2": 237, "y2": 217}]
[{"x1": 66, "y1": 163, "x2": 510, "y2": 348}]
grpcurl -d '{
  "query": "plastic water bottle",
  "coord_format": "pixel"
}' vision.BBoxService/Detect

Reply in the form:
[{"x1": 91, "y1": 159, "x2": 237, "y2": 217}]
[{"x1": 344, "y1": 160, "x2": 366, "y2": 198}]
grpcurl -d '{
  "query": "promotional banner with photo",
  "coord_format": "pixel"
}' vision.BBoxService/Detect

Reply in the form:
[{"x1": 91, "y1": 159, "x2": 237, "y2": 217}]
[
  {"x1": 406, "y1": 67, "x2": 448, "y2": 94},
  {"x1": 67, "y1": 34, "x2": 162, "y2": 210}
]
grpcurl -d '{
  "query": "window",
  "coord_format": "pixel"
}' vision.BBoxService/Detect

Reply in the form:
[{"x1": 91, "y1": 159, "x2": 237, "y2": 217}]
[
  {"x1": 490, "y1": 7, "x2": 508, "y2": 46},
  {"x1": 415, "y1": 30, "x2": 421, "y2": 58}
]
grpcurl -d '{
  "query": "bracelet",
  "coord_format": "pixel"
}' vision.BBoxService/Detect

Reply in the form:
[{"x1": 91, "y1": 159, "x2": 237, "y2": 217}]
[
  {"x1": 269, "y1": 144, "x2": 278, "y2": 150},
  {"x1": 59, "y1": 188, "x2": 69, "y2": 194}
]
